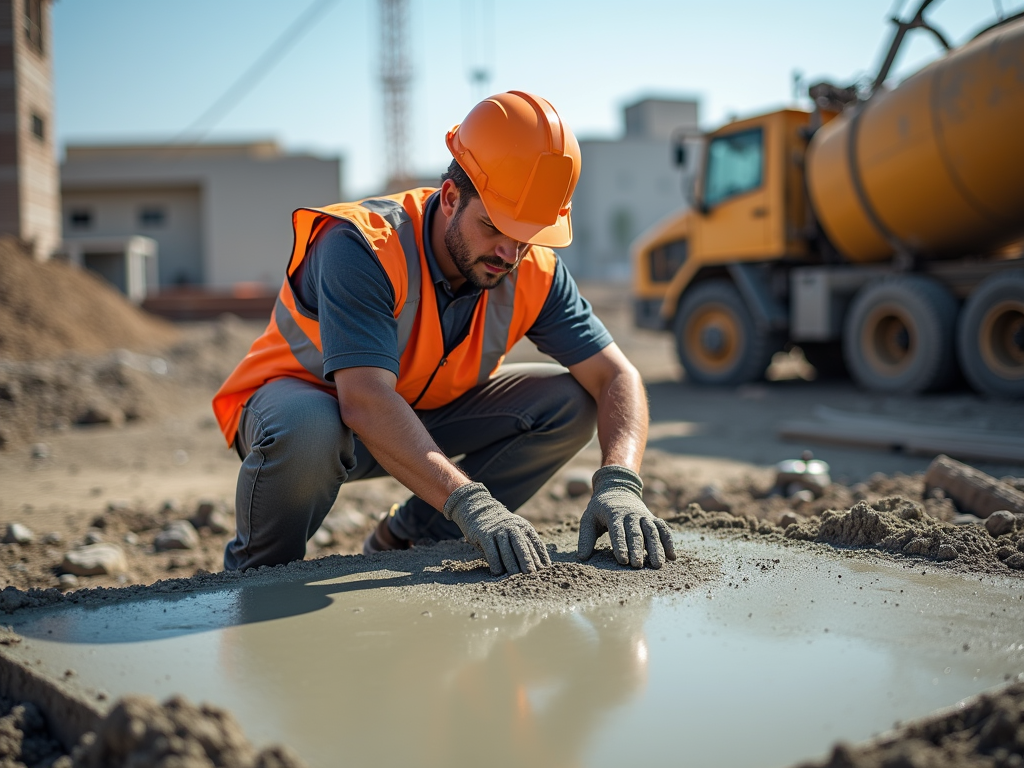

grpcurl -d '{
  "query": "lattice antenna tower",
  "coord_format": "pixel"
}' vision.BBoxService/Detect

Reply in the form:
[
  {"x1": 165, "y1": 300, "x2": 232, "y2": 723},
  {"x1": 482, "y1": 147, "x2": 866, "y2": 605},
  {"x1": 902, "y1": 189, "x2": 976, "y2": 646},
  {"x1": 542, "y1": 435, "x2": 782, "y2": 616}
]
[{"x1": 380, "y1": 0, "x2": 412, "y2": 188}]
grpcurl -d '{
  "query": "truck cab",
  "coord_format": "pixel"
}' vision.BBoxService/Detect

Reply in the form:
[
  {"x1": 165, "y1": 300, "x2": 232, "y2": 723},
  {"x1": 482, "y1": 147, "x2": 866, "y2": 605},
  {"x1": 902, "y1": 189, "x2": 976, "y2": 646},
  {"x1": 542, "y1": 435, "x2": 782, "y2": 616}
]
[{"x1": 633, "y1": 109, "x2": 816, "y2": 384}]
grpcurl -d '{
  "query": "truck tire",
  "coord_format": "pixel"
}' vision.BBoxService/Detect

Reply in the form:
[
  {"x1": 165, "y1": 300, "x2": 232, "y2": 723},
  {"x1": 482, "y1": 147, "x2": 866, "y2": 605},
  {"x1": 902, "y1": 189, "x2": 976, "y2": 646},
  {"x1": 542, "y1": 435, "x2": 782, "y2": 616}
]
[
  {"x1": 673, "y1": 280, "x2": 776, "y2": 385},
  {"x1": 843, "y1": 276, "x2": 958, "y2": 394},
  {"x1": 957, "y1": 270, "x2": 1024, "y2": 399}
]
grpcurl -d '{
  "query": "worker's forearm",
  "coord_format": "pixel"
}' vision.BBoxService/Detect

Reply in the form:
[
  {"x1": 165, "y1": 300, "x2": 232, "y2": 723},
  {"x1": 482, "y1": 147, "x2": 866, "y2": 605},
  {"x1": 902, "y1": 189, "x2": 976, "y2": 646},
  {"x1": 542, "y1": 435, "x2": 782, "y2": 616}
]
[
  {"x1": 336, "y1": 379, "x2": 468, "y2": 510},
  {"x1": 594, "y1": 366, "x2": 648, "y2": 473}
]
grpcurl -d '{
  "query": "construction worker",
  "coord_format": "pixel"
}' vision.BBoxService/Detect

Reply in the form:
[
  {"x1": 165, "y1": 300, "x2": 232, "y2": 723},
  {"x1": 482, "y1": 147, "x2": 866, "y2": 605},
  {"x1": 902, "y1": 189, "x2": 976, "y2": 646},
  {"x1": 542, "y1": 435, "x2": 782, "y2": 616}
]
[{"x1": 212, "y1": 91, "x2": 676, "y2": 576}]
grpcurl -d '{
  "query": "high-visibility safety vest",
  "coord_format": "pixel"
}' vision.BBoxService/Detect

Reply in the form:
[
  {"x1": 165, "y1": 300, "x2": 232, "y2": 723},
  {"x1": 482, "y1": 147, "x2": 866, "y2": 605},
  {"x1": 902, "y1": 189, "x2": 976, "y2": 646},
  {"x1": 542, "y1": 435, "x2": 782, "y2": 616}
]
[{"x1": 212, "y1": 188, "x2": 558, "y2": 446}]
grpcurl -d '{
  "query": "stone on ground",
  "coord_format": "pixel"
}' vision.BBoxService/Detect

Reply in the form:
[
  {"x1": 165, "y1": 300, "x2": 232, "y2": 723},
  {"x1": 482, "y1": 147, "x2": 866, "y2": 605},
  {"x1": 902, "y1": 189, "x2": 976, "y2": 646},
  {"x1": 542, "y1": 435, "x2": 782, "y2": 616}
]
[
  {"x1": 3, "y1": 523, "x2": 34, "y2": 545},
  {"x1": 61, "y1": 544, "x2": 128, "y2": 576},
  {"x1": 154, "y1": 520, "x2": 200, "y2": 551}
]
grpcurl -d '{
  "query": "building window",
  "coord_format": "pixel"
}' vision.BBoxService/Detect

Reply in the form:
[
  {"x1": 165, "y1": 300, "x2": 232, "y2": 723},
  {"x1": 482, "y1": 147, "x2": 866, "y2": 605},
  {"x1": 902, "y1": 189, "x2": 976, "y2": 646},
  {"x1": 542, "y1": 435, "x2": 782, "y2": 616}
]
[
  {"x1": 30, "y1": 113, "x2": 45, "y2": 141},
  {"x1": 139, "y1": 206, "x2": 166, "y2": 227},
  {"x1": 69, "y1": 209, "x2": 92, "y2": 229},
  {"x1": 24, "y1": 0, "x2": 44, "y2": 55}
]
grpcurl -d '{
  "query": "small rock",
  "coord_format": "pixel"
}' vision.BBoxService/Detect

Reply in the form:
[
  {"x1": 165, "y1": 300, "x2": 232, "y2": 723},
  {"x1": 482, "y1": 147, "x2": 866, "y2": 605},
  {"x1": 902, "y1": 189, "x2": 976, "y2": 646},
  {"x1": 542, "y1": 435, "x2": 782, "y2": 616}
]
[
  {"x1": 311, "y1": 527, "x2": 334, "y2": 547},
  {"x1": 191, "y1": 500, "x2": 230, "y2": 533},
  {"x1": 694, "y1": 485, "x2": 731, "y2": 513},
  {"x1": 106, "y1": 499, "x2": 132, "y2": 513},
  {"x1": 123, "y1": 532, "x2": 139, "y2": 546},
  {"x1": 564, "y1": 469, "x2": 593, "y2": 499},
  {"x1": 790, "y1": 489, "x2": 815, "y2": 504},
  {"x1": 58, "y1": 574, "x2": 79, "y2": 590},
  {"x1": 322, "y1": 508, "x2": 368, "y2": 535},
  {"x1": 936, "y1": 544, "x2": 959, "y2": 561},
  {"x1": 3, "y1": 523, "x2": 34, "y2": 545},
  {"x1": 1005, "y1": 553, "x2": 1024, "y2": 570},
  {"x1": 779, "y1": 512, "x2": 804, "y2": 529},
  {"x1": 774, "y1": 458, "x2": 831, "y2": 497},
  {"x1": 952, "y1": 513, "x2": 984, "y2": 526},
  {"x1": 90, "y1": 515, "x2": 107, "y2": 529},
  {"x1": 83, "y1": 530, "x2": 104, "y2": 545},
  {"x1": 61, "y1": 544, "x2": 128, "y2": 576},
  {"x1": 985, "y1": 510, "x2": 1017, "y2": 538},
  {"x1": 154, "y1": 520, "x2": 200, "y2": 551},
  {"x1": 30, "y1": 443, "x2": 50, "y2": 459},
  {"x1": 42, "y1": 532, "x2": 62, "y2": 545},
  {"x1": 996, "y1": 546, "x2": 1016, "y2": 561}
]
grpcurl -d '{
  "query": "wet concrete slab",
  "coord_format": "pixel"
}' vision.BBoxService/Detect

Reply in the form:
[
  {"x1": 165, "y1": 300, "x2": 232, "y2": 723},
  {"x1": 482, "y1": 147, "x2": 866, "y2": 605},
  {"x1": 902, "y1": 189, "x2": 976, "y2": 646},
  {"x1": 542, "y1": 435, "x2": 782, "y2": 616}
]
[{"x1": 4, "y1": 533, "x2": 1024, "y2": 768}]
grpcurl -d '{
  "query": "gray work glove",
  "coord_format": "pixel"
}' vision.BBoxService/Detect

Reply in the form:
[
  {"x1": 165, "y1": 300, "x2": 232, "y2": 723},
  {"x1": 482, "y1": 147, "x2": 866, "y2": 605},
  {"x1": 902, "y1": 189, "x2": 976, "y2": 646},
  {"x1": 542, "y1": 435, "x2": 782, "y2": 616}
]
[
  {"x1": 443, "y1": 483, "x2": 552, "y2": 576},
  {"x1": 578, "y1": 466, "x2": 677, "y2": 569}
]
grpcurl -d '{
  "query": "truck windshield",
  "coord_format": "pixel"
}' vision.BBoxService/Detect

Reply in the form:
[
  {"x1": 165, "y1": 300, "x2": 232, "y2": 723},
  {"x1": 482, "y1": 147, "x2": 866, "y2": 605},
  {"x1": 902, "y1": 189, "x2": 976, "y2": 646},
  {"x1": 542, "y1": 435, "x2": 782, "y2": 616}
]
[{"x1": 704, "y1": 128, "x2": 763, "y2": 208}]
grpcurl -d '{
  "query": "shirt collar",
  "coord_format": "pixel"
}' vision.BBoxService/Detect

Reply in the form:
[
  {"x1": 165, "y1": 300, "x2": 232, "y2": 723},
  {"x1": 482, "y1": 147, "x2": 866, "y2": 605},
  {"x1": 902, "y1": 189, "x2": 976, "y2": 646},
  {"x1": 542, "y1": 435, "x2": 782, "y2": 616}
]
[{"x1": 422, "y1": 190, "x2": 481, "y2": 300}]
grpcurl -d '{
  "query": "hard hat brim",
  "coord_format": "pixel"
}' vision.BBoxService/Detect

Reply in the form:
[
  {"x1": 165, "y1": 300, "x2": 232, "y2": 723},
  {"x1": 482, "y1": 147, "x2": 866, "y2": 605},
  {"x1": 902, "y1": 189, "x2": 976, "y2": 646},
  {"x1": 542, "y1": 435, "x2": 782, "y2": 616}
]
[{"x1": 479, "y1": 190, "x2": 573, "y2": 249}]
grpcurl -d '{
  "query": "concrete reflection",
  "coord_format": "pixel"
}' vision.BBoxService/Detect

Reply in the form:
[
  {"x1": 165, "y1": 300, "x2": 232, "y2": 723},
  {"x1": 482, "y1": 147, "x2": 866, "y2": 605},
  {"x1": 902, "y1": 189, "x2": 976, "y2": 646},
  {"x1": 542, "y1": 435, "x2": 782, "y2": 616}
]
[{"x1": 218, "y1": 588, "x2": 652, "y2": 768}]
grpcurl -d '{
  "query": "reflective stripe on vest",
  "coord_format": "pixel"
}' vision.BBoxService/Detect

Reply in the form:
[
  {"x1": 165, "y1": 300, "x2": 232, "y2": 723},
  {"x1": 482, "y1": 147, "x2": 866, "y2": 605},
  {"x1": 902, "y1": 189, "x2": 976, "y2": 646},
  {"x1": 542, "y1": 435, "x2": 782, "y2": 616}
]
[
  {"x1": 274, "y1": 196, "x2": 518, "y2": 385},
  {"x1": 359, "y1": 198, "x2": 421, "y2": 354}
]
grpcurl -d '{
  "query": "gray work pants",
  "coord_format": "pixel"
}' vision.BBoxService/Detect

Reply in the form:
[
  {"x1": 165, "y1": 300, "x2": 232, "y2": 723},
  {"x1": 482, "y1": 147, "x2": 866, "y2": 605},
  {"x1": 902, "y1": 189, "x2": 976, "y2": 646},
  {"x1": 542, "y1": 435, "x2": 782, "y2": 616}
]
[{"x1": 224, "y1": 363, "x2": 597, "y2": 571}]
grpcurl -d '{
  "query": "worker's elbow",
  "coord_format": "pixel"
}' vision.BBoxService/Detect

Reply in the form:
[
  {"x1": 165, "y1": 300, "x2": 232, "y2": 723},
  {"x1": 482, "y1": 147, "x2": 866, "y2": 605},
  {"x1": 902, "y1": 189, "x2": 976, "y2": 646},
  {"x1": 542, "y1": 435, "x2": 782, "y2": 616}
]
[{"x1": 333, "y1": 368, "x2": 397, "y2": 432}]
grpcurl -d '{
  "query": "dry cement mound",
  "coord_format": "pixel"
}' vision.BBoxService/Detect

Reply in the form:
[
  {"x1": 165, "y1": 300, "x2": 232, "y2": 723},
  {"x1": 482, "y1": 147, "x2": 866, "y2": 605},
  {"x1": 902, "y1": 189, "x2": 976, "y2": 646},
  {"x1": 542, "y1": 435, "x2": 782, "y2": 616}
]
[
  {"x1": 798, "y1": 681, "x2": 1024, "y2": 768},
  {"x1": 0, "y1": 237, "x2": 179, "y2": 362}
]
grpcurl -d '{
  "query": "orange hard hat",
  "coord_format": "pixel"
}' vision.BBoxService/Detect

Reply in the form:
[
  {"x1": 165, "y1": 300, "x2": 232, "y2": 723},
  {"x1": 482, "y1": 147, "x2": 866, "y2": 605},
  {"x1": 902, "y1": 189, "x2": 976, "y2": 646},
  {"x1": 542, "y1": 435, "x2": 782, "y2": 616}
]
[{"x1": 446, "y1": 91, "x2": 581, "y2": 248}]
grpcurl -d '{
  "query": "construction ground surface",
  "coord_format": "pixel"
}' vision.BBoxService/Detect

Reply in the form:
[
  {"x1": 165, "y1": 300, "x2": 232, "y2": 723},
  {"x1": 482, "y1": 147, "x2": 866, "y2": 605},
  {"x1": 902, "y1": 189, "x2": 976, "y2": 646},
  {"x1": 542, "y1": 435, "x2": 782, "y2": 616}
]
[{"x1": 1, "y1": 241, "x2": 1023, "y2": 767}]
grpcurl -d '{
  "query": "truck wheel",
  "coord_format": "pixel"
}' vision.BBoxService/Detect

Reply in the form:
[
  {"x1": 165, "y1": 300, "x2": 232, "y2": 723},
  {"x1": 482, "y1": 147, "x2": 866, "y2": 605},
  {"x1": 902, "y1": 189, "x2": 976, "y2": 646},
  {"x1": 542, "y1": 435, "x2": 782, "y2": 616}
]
[
  {"x1": 673, "y1": 280, "x2": 776, "y2": 385},
  {"x1": 843, "y1": 276, "x2": 958, "y2": 394},
  {"x1": 799, "y1": 342, "x2": 848, "y2": 380},
  {"x1": 957, "y1": 270, "x2": 1024, "y2": 399}
]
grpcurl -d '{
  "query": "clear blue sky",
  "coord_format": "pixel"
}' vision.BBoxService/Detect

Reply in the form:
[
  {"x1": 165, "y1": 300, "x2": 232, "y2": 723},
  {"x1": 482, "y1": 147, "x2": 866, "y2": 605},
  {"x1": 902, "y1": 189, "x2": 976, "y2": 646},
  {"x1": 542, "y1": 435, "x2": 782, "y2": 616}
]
[{"x1": 53, "y1": 0, "x2": 1020, "y2": 197}]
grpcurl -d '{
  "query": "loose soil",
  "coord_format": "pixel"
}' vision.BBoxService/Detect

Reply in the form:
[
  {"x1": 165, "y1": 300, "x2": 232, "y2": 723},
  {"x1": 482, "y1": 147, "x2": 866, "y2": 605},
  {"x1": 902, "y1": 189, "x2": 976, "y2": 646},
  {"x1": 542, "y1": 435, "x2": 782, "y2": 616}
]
[{"x1": 2, "y1": 244, "x2": 1023, "y2": 767}]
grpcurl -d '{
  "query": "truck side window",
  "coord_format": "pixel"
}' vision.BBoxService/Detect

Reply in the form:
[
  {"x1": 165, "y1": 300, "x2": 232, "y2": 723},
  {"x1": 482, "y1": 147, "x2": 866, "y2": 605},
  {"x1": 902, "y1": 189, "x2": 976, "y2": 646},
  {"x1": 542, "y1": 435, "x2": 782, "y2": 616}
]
[{"x1": 704, "y1": 128, "x2": 764, "y2": 208}]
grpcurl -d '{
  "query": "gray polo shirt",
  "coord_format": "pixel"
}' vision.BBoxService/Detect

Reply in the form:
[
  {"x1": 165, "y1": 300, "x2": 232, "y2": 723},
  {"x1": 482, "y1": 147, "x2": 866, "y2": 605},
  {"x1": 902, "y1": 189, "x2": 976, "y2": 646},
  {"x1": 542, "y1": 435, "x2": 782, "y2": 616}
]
[{"x1": 290, "y1": 192, "x2": 613, "y2": 384}]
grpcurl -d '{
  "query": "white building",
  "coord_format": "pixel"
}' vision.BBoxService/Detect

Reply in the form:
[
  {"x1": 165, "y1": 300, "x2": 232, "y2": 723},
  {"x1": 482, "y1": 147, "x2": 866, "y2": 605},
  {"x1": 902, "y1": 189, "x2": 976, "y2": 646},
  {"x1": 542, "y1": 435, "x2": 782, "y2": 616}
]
[
  {"x1": 559, "y1": 98, "x2": 703, "y2": 281},
  {"x1": 60, "y1": 141, "x2": 342, "y2": 291}
]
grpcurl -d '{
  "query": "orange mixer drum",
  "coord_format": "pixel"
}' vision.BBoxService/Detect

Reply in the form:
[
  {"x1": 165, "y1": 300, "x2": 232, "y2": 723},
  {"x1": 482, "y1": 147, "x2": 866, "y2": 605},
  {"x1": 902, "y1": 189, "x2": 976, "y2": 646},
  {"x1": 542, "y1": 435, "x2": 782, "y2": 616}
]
[{"x1": 806, "y1": 16, "x2": 1024, "y2": 263}]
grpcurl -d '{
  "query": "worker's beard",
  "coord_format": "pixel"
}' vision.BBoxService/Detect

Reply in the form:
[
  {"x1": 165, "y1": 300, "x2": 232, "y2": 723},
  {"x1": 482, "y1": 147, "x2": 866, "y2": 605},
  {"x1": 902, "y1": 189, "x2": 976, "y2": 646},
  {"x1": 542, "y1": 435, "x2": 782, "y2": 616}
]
[{"x1": 444, "y1": 204, "x2": 511, "y2": 290}]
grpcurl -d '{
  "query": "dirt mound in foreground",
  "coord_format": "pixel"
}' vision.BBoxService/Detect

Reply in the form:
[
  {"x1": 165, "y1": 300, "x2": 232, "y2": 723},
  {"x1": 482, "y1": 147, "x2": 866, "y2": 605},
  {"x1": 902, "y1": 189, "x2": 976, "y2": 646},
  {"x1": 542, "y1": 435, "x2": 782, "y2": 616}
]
[
  {"x1": 0, "y1": 693, "x2": 306, "y2": 768},
  {"x1": 0, "y1": 237, "x2": 179, "y2": 362},
  {"x1": 798, "y1": 681, "x2": 1024, "y2": 768}
]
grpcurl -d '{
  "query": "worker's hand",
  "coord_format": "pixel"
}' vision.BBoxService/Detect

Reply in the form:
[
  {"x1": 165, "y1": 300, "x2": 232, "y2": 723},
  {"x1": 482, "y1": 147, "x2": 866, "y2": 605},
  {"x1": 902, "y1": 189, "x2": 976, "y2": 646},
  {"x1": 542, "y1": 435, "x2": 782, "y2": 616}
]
[
  {"x1": 443, "y1": 483, "x2": 552, "y2": 576},
  {"x1": 578, "y1": 466, "x2": 676, "y2": 569}
]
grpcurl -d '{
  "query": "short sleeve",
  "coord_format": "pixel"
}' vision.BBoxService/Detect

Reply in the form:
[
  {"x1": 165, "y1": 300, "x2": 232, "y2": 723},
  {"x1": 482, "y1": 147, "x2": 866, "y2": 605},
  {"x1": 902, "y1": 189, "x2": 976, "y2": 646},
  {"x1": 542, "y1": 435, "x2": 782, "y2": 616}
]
[{"x1": 526, "y1": 257, "x2": 614, "y2": 367}]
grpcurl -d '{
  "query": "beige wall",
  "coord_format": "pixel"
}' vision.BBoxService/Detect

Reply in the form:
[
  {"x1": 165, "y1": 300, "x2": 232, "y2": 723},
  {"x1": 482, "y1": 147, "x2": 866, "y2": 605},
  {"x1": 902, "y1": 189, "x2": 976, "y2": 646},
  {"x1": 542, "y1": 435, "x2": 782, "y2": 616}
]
[
  {"x1": 63, "y1": 186, "x2": 203, "y2": 286},
  {"x1": 62, "y1": 143, "x2": 342, "y2": 290}
]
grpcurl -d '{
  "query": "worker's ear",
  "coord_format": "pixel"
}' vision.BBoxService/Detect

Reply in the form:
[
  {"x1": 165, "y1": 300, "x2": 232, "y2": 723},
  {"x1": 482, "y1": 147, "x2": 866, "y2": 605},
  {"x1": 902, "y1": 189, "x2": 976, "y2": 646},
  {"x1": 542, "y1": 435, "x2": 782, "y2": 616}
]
[{"x1": 439, "y1": 178, "x2": 460, "y2": 218}]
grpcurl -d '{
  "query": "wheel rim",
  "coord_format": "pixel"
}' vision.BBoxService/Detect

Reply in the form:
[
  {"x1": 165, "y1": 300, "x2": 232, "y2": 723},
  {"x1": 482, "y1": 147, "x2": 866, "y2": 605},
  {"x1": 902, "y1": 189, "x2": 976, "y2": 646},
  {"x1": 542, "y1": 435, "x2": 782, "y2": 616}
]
[
  {"x1": 684, "y1": 304, "x2": 743, "y2": 374},
  {"x1": 979, "y1": 299, "x2": 1024, "y2": 380},
  {"x1": 861, "y1": 305, "x2": 916, "y2": 376}
]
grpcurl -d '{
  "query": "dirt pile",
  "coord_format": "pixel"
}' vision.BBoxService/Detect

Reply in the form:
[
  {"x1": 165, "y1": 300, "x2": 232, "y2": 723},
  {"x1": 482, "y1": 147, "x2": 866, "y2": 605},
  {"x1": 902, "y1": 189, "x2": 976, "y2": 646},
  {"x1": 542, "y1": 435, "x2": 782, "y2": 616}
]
[
  {"x1": 0, "y1": 695, "x2": 64, "y2": 767},
  {"x1": 0, "y1": 693, "x2": 306, "y2": 768},
  {"x1": 799, "y1": 682, "x2": 1024, "y2": 768},
  {"x1": 0, "y1": 316, "x2": 260, "y2": 449},
  {"x1": 0, "y1": 238, "x2": 179, "y2": 362},
  {"x1": 669, "y1": 495, "x2": 1024, "y2": 573}
]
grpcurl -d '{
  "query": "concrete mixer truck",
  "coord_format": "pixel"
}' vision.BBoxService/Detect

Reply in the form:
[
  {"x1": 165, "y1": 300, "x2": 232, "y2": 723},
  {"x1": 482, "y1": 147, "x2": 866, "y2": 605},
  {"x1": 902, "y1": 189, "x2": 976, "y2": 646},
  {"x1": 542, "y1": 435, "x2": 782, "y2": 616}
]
[{"x1": 632, "y1": 0, "x2": 1024, "y2": 398}]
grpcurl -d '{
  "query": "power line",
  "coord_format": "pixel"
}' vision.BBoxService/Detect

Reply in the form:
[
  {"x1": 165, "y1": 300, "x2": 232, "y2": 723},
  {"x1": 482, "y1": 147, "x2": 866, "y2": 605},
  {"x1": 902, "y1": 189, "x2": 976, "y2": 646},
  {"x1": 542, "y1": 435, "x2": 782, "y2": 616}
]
[{"x1": 173, "y1": 0, "x2": 340, "y2": 144}]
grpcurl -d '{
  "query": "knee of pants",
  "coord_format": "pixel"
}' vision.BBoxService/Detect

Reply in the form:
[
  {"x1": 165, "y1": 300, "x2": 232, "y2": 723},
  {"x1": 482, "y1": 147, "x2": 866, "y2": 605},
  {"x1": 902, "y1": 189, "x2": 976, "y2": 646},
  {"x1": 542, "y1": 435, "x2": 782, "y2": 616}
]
[
  {"x1": 539, "y1": 374, "x2": 598, "y2": 452},
  {"x1": 251, "y1": 405, "x2": 357, "y2": 489}
]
